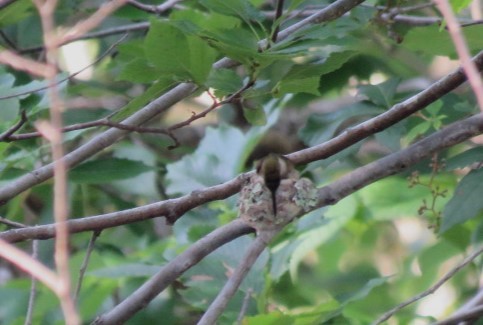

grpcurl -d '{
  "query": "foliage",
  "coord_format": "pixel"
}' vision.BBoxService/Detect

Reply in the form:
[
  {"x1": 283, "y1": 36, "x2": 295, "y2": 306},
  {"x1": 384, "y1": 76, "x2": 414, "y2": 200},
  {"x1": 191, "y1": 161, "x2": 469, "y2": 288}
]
[{"x1": 0, "y1": 0, "x2": 482, "y2": 324}]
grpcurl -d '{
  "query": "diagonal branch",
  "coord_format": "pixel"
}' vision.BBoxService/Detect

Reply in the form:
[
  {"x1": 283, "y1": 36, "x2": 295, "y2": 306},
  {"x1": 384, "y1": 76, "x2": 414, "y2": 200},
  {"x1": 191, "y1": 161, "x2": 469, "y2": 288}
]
[
  {"x1": 373, "y1": 245, "x2": 483, "y2": 324},
  {"x1": 2, "y1": 112, "x2": 483, "y2": 244},
  {"x1": 92, "y1": 219, "x2": 253, "y2": 325},
  {"x1": 197, "y1": 229, "x2": 277, "y2": 325},
  {"x1": 289, "y1": 50, "x2": 483, "y2": 165}
]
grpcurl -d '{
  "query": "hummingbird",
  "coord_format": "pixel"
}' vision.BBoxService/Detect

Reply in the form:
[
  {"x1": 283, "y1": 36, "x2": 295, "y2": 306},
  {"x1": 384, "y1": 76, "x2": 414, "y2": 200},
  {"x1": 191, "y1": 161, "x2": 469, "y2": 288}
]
[{"x1": 256, "y1": 154, "x2": 295, "y2": 216}]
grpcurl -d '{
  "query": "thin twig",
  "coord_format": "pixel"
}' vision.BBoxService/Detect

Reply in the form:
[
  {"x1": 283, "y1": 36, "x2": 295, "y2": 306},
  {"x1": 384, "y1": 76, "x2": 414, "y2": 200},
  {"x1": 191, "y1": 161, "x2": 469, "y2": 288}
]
[
  {"x1": 0, "y1": 216, "x2": 26, "y2": 228},
  {"x1": 92, "y1": 219, "x2": 253, "y2": 325},
  {"x1": 127, "y1": 0, "x2": 182, "y2": 14},
  {"x1": 74, "y1": 230, "x2": 101, "y2": 301},
  {"x1": 2, "y1": 75, "x2": 254, "y2": 146},
  {"x1": 373, "y1": 246, "x2": 483, "y2": 324},
  {"x1": 0, "y1": 110, "x2": 27, "y2": 141},
  {"x1": 460, "y1": 19, "x2": 483, "y2": 27},
  {"x1": 0, "y1": 34, "x2": 127, "y2": 101},
  {"x1": 0, "y1": 30, "x2": 17, "y2": 50},
  {"x1": 19, "y1": 22, "x2": 149, "y2": 54},
  {"x1": 236, "y1": 288, "x2": 253, "y2": 324},
  {"x1": 25, "y1": 240, "x2": 39, "y2": 325},
  {"x1": 197, "y1": 229, "x2": 278, "y2": 325},
  {"x1": 433, "y1": 305, "x2": 483, "y2": 325},
  {"x1": 434, "y1": 0, "x2": 483, "y2": 111},
  {"x1": 271, "y1": 0, "x2": 285, "y2": 43}
]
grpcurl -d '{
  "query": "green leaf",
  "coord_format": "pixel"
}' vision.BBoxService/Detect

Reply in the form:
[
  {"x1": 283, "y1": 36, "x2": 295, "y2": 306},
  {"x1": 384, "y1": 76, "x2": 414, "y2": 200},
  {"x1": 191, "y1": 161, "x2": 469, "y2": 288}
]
[
  {"x1": 359, "y1": 177, "x2": 443, "y2": 220},
  {"x1": 145, "y1": 20, "x2": 216, "y2": 84},
  {"x1": 69, "y1": 158, "x2": 153, "y2": 184},
  {"x1": 181, "y1": 236, "x2": 268, "y2": 317},
  {"x1": 118, "y1": 58, "x2": 160, "y2": 83},
  {"x1": 342, "y1": 277, "x2": 390, "y2": 305},
  {"x1": 276, "y1": 76, "x2": 320, "y2": 97},
  {"x1": 283, "y1": 51, "x2": 357, "y2": 80},
  {"x1": 0, "y1": 0, "x2": 33, "y2": 27},
  {"x1": 298, "y1": 102, "x2": 381, "y2": 146},
  {"x1": 406, "y1": 121, "x2": 431, "y2": 144},
  {"x1": 201, "y1": 28, "x2": 260, "y2": 65},
  {"x1": 403, "y1": 25, "x2": 483, "y2": 58},
  {"x1": 166, "y1": 97, "x2": 288, "y2": 195},
  {"x1": 441, "y1": 168, "x2": 483, "y2": 233},
  {"x1": 200, "y1": 0, "x2": 265, "y2": 23},
  {"x1": 205, "y1": 68, "x2": 244, "y2": 96},
  {"x1": 0, "y1": 167, "x2": 28, "y2": 181},
  {"x1": 446, "y1": 147, "x2": 483, "y2": 170},
  {"x1": 357, "y1": 78, "x2": 400, "y2": 108},
  {"x1": 289, "y1": 196, "x2": 357, "y2": 279},
  {"x1": 450, "y1": 0, "x2": 472, "y2": 12},
  {"x1": 109, "y1": 78, "x2": 175, "y2": 122},
  {"x1": 165, "y1": 125, "x2": 246, "y2": 195},
  {"x1": 171, "y1": 8, "x2": 241, "y2": 31},
  {"x1": 243, "y1": 106, "x2": 267, "y2": 126},
  {"x1": 0, "y1": 74, "x2": 20, "y2": 121}
]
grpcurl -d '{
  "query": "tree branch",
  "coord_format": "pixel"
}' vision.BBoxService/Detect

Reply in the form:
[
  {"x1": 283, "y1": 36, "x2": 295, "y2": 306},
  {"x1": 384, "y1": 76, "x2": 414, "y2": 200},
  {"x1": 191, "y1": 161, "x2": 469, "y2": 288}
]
[
  {"x1": 434, "y1": 305, "x2": 483, "y2": 325},
  {"x1": 127, "y1": 0, "x2": 182, "y2": 14},
  {"x1": 92, "y1": 219, "x2": 253, "y2": 325},
  {"x1": 289, "y1": 50, "x2": 483, "y2": 165},
  {"x1": 372, "y1": 245, "x2": 483, "y2": 324},
  {"x1": 0, "y1": 0, "x2": 367, "y2": 205},
  {"x1": 197, "y1": 230, "x2": 277, "y2": 325},
  {"x1": 2, "y1": 112, "x2": 483, "y2": 244}
]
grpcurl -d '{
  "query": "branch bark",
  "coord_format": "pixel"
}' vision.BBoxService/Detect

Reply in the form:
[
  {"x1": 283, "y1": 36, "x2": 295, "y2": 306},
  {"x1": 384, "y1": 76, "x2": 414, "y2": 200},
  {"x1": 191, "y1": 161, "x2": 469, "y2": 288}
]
[
  {"x1": 197, "y1": 230, "x2": 277, "y2": 325},
  {"x1": 92, "y1": 219, "x2": 253, "y2": 325}
]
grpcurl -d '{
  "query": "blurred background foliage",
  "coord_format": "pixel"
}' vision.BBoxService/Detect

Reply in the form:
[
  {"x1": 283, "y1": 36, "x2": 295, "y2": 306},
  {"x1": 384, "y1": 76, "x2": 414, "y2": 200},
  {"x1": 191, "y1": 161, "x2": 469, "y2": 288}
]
[{"x1": 0, "y1": 0, "x2": 482, "y2": 324}]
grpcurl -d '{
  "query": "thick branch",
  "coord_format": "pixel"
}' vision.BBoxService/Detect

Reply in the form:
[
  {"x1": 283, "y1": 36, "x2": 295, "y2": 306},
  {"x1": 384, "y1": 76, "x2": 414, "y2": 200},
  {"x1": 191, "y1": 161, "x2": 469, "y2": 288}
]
[
  {"x1": 0, "y1": 174, "x2": 246, "y2": 242},
  {"x1": 316, "y1": 113, "x2": 483, "y2": 208},
  {"x1": 92, "y1": 219, "x2": 253, "y2": 325},
  {"x1": 2, "y1": 113, "x2": 483, "y2": 243},
  {"x1": 0, "y1": 0, "x2": 366, "y2": 206},
  {"x1": 197, "y1": 230, "x2": 277, "y2": 325},
  {"x1": 373, "y1": 245, "x2": 483, "y2": 324},
  {"x1": 289, "y1": 50, "x2": 483, "y2": 165}
]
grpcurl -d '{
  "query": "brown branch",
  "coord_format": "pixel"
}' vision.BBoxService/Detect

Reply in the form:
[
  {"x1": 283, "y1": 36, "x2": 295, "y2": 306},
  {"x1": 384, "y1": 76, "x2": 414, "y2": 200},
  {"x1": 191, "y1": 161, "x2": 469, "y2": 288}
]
[
  {"x1": 0, "y1": 216, "x2": 26, "y2": 228},
  {"x1": 60, "y1": 0, "x2": 127, "y2": 46},
  {"x1": 3, "y1": 80, "x2": 255, "y2": 148},
  {"x1": 288, "y1": 50, "x2": 483, "y2": 165},
  {"x1": 74, "y1": 230, "x2": 101, "y2": 301},
  {"x1": 0, "y1": 49, "x2": 50, "y2": 78},
  {"x1": 34, "y1": 0, "x2": 79, "y2": 321},
  {"x1": 0, "y1": 110, "x2": 28, "y2": 141},
  {"x1": 127, "y1": 0, "x2": 182, "y2": 14},
  {"x1": 25, "y1": 240, "x2": 39, "y2": 325},
  {"x1": 2, "y1": 113, "x2": 483, "y2": 244},
  {"x1": 434, "y1": 0, "x2": 483, "y2": 111},
  {"x1": 373, "y1": 245, "x2": 483, "y2": 324},
  {"x1": 0, "y1": 34, "x2": 127, "y2": 101},
  {"x1": 19, "y1": 22, "x2": 149, "y2": 54},
  {"x1": 198, "y1": 229, "x2": 277, "y2": 325},
  {"x1": 271, "y1": 0, "x2": 285, "y2": 43},
  {"x1": 434, "y1": 305, "x2": 483, "y2": 325},
  {"x1": 92, "y1": 219, "x2": 253, "y2": 325}
]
